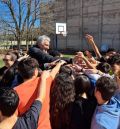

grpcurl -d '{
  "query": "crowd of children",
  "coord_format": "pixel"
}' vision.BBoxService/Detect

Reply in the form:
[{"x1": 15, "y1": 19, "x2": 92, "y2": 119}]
[{"x1": 0, "y1": 34, "x2": 120, "y2": 129}]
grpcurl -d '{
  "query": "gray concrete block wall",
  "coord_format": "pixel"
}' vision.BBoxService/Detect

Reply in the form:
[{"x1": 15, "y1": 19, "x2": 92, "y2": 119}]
[{"x1": 55, "y1": 0, "x2": 120, "y2": 51}]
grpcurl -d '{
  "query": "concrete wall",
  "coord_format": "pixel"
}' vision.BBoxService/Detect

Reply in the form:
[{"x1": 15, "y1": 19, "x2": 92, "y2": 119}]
[{"x1": 55, "y1": 0, "x2": 120, "y2": 51}]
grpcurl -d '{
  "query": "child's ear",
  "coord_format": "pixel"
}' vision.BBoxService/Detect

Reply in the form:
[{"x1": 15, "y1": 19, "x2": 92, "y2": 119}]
[
  {"x1": 94, "y1": 88, "x2": 100, "y2": 98},
  {"x1": 33, "y1": 68, "x2": 39, "y2": 77},
  {"x1": 95, "y1": 89, "x2": 103, "y2": 104}
]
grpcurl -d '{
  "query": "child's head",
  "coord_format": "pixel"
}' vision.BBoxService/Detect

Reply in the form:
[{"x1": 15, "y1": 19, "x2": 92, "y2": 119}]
[
  {"x1": 0, "y1": 88, "x2": 19, "y2": 117},
  {"x1": 49, "y1": 50, "x2": 62, "y2": 57},
  {"x1": 96, "y1": 62, "x2": 111, "y2": 74},
  {"x1": 107, "y1": 54, "x2": 120, "y2": 74},
  {"x1": 18, "y1": 57, "x2": 39, "y2": 80},
  {"x1": 95, "y1": 77, "x2": 117, "y2": 104},
  {"x1": 74, "y1": 75, "x2": 91, "y2": 97}
]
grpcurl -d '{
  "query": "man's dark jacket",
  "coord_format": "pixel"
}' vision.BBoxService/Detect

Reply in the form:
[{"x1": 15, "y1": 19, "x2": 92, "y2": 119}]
[{"x1": 28, "y1": 46, "x2": 72, "y2": 69}]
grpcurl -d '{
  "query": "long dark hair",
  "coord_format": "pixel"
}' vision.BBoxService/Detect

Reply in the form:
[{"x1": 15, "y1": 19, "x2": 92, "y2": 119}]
[
  {"x1": 74, "y1": 74, "x2": 91, "y2": 99},
  {"x1": 50, "y1": 73, "x2": 75, "y2": 129}
]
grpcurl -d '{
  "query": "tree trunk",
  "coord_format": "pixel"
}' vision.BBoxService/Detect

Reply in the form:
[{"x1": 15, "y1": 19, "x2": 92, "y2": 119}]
[
  {"x1": 17, "y1": 36, "x2": 21, "y2": 50},
  {"x1": 26, "y1": 26, "x2": 29, "y2": 51},
  {"x1": 31, "y1": 34, "x2": 33, "y2": 46},
  {"x1": 26, "y1": 38, "x2": 29, "y2": 51}
]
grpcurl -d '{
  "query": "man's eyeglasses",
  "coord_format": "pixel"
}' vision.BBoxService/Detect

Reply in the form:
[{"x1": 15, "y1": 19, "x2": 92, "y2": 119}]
[{"x1": 3, "y1": 58, "x2": 11, "y2": 61}]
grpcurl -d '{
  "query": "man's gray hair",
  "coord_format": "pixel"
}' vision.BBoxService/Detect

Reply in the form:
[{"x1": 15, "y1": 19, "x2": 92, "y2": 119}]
[{"x1": 36, "y1": 35, "x2": 50, "y2": 45}]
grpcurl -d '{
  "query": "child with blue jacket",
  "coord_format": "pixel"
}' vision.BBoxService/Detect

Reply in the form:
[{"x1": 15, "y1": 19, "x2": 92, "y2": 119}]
[{"x1": 91, "y1": 76, "x2": 120, "y2": 129}]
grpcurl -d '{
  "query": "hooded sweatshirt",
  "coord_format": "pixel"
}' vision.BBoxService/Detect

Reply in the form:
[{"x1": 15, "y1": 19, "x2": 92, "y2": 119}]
[
  {"x1": 114, "y1": 89, "x2": 120, "y2": 101},
  {"x1": 91, "y1": 97, "x2": 120, "y2": 129}
]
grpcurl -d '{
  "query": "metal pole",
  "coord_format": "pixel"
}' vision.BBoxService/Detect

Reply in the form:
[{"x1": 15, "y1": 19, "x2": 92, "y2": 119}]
[
  {"x1": 65, "y1": 0, "x2": 67, "y2": 49},
  {"x1": 56, "y1": 34, "x2": 58, "y2": 49}
]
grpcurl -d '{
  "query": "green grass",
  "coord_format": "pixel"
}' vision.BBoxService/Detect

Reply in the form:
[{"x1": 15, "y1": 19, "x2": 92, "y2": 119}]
[
  {"x1": 63, "y1": 54, "x2": 74, "y2": 58},
  {"x1": 0, "y1": 59, "x2": 4, "y2": 68}
]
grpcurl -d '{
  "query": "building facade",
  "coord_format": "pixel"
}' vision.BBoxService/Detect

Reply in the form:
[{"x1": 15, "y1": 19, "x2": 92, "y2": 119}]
[{"x1": 54, "y1": 0, "x2": 120, "y2": 51}]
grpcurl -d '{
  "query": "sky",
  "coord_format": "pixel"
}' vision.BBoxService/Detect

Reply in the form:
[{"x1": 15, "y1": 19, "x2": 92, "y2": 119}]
[{"x1": 0, "y1": 0, "x2": 41, "y2": 32}]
